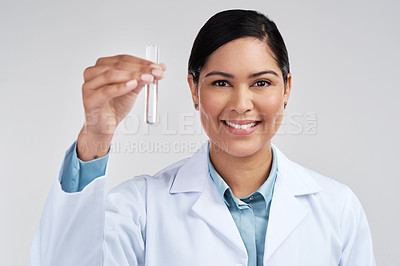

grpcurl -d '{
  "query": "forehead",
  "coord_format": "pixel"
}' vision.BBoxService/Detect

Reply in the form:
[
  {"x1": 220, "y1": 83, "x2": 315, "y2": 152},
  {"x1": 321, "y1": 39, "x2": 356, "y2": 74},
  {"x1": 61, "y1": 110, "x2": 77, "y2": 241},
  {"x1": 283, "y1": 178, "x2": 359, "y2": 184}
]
[{"x1": 202, "y1": 37, "x2": 280, "y2": 76}]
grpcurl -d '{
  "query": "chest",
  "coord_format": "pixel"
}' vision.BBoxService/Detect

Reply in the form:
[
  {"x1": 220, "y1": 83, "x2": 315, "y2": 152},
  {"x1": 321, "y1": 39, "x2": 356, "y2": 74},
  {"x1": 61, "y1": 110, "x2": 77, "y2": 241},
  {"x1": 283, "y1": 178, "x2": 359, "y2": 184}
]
[{"x1": 143, "y1": 192, "x2": 342, "y2": 266}]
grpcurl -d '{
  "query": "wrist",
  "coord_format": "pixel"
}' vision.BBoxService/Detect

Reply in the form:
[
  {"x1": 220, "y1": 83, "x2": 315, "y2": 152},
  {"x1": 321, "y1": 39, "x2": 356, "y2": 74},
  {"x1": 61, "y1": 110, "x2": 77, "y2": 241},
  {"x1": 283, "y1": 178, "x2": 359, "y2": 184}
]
[{"x1": 77, "y1": 127, "x2": 113, "y2": 161}]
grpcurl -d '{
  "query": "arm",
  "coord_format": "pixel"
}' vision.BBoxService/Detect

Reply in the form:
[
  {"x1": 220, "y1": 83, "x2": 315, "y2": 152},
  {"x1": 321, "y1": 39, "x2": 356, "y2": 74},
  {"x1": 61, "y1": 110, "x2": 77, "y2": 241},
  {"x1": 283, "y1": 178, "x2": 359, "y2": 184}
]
[
  {"x1": 30, "y1": 148, "x2": 147, "y2": 266},
  {"x1": 31, "y1": 55, "x2": 166, "y2": 265},
  {"x1": 31, "y1": 144, "x2": 108, "y2": 266},
  {"x1": 338, "y1": 186, "x2": 376, "y2": 266}
]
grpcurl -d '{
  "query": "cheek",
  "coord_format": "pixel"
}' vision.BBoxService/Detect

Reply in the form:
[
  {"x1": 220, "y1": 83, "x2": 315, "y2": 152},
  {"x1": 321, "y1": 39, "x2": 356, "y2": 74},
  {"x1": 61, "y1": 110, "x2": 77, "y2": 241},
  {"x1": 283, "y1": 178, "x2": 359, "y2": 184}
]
[
  {"x1": 257, "y1": 94, "x2": 283, "y2": 120},
  {"x1": 199, "y1": 90, "x2": 225, "y2": 120},
  {"x1": 198, "y1": 91, "x2": 225, "y2": 136}
]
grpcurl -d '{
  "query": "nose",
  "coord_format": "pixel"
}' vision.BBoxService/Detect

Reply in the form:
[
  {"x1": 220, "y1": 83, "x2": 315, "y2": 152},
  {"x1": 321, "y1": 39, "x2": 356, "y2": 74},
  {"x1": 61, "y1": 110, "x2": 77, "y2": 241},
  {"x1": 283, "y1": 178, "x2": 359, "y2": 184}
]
[{"x1": 229, "y1": 85, "x2": 254, "y2": 114}]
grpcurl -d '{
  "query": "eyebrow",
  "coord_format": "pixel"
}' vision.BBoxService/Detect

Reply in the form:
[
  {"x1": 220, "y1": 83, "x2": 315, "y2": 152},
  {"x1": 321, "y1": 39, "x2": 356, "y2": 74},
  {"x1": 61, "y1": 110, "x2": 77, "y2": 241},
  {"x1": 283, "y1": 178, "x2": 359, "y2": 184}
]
[{"x1": 204, "y1": 70, "x2": 280, "y2": 79}]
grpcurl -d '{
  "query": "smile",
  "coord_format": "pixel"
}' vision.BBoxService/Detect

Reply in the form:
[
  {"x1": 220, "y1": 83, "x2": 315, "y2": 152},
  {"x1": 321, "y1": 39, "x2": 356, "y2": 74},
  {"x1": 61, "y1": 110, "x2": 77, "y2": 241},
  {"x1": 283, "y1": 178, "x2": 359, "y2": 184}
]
[
  {"x1": 222, "y1": 120, "x2": 261, "y2": 136},
  {"x1": 224, "y1": 121, "x2": 258, "y2": 129}
]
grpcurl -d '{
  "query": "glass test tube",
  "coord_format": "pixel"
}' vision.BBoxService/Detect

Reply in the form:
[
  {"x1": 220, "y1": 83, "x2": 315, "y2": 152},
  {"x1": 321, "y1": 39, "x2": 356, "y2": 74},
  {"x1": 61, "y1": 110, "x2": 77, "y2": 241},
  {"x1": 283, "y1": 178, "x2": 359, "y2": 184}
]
[{"x1": 145, "y1": 45, "x2": 159, "y2": 124}]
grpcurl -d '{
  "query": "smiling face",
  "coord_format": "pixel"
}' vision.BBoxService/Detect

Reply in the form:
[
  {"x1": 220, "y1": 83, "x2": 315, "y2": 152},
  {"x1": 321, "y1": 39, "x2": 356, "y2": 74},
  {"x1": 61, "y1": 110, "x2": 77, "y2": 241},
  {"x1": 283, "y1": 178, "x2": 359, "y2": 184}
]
[{"x1": 188, "y1": 37, "x2": 292, "y2": 158}]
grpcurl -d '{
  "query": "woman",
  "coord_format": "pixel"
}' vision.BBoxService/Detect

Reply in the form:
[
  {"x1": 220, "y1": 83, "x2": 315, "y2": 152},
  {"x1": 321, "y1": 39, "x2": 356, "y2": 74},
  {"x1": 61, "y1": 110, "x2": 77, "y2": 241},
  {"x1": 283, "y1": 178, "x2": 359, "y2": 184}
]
[{"x1": 31, "y1": 9, "x2": 376, "y2": 266}]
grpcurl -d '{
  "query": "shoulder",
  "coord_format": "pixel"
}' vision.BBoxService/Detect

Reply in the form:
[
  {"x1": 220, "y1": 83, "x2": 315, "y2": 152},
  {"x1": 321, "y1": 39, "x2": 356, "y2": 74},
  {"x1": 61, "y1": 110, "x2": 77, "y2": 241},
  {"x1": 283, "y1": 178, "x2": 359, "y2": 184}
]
[
  {"x1": 274, "y1": 144, "x2": 353, "y2": 198},
  {"x1": 109, "y1": 157, "x2": 190, "y2": 195},
  {"x1": 302, "y1": 164, "x2": 364, "y2": 219},
  {"x1": 284, "y1": 152, "x2": 368, "y2": 232},
  {"x1": 293, "y1": 162, "x2": 374, "y2": 259},
  {"x1": 301, "y1": 163, "x2": 352, "y2": 198},
  {"x1": 108, "y1": 141, "x2": 209, "y2": 199},
  {"x1": 294, "y1": 158, "x2": 359, "y2": 206},
  {"x1": 105, "y1": 157, "x2": 191, "y2": 215},
  {"x1": 274, "y1": 145, "x2": 363, "y2": 218},
  {"x1": 274, "y1": 147, "x2": 375, "y2": 262}
]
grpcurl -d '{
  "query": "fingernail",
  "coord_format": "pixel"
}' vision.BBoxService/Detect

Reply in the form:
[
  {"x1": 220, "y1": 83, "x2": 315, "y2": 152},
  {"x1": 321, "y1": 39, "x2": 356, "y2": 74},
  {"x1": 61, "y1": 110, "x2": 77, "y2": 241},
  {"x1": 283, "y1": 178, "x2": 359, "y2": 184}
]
[
  {"x1": 141, "y1": 73, "x2": 154, "y2": 82},
  {"x1": 150, "y1": 64, "x2": 162, "y2": 69},
  {"x1": 126, "y1": 79, "x2": 137, "y2": 88},
  {"x1": 151, "y1": 68, "x2": 164, "y2": 77}
]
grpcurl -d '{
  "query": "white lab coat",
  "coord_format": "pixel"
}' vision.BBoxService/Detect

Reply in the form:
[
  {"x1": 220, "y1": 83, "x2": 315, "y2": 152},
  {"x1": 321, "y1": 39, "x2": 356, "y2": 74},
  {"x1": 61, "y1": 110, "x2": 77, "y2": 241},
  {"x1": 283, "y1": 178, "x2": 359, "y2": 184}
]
[{"x1": 31, "y1": 142, "x2": 376, "y2": 266}]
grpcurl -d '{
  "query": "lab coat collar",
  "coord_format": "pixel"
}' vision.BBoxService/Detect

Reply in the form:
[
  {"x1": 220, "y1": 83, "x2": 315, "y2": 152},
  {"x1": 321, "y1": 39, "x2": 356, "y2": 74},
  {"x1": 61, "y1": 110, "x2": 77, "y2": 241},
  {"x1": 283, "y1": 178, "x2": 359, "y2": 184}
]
[
  {"x1": 272, "y1": 143, "x2": 321, "y2": 196},
  {"x1": 169, "y1": 142, "x2": 209, "y2": 194},
  {"x1": 170, "y1": 142, "x2": 321, "y2": 196}
]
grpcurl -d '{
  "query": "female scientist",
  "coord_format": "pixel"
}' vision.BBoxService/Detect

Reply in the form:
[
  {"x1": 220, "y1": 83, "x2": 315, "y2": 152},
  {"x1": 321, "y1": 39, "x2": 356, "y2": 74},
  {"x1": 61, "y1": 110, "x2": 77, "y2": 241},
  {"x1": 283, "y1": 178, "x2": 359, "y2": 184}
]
[{"x1": 31, "y1": 9, "x2": 376, "y2": 266}]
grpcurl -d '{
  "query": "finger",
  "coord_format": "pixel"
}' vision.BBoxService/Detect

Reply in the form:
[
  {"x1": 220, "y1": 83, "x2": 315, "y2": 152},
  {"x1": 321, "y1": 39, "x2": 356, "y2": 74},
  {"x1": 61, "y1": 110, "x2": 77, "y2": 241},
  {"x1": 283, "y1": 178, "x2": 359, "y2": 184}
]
[
  {"x1": 150, "y1": 68, "x2": 166, "y2": 81},
  {"x1": 84, "y1": 69, "x2": 156, "y2": 91},
  {"x1": 95, "y1": 54, "x2": 155, "y2": 67},
  {"x1": 84, "y1": 62, "x2": 166, "y2": 82},
  {"x1": 84, "y1": 79, "x2": 141, "y2": 110},
  {"x1": 158, "y1": 63, "x2": 167, "y2": 71},
  {"x1": 100, "y1": 79, "x2": 141, "y2": 99}
]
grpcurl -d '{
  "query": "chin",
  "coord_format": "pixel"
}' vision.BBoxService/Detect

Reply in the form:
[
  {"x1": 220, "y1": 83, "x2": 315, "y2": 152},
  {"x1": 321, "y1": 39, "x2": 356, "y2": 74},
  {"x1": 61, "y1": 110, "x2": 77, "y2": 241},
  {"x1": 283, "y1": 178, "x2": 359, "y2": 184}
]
[{"x1": 210, "y1": 139, "x2": 269, "y2": 158}]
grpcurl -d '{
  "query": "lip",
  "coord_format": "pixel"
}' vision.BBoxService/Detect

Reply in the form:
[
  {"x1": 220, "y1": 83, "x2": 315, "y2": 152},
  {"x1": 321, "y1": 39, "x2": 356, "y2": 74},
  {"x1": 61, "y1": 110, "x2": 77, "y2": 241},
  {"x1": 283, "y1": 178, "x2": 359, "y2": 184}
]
[
  {"x1": 222, "y1": 120, "x2": 261, "y2": 135},
  {"x1": 225, "y1": 119, "x2": 260, "y2": 125}
]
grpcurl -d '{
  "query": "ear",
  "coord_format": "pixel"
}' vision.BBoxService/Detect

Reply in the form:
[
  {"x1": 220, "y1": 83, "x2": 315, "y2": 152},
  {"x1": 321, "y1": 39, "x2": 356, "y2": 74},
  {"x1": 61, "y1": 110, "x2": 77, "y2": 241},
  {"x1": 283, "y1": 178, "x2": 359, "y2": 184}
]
[
  {"x1": 284, "y1": 73, "x2": 292, "y2": 107},
  {"x1": 187, "y1": 74, "x2": 199, "y2": 110}
]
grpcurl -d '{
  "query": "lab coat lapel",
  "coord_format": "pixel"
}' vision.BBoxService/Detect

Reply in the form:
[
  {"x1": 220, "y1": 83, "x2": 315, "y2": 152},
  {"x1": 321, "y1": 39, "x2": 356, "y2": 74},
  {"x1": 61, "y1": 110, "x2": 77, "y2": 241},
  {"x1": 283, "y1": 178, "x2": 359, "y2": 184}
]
[
  {"x1": 191, "y1": 178, "x2": 247, "y2": 254},
  {"x1": 263, "y1": 145, "x2": 322, "y2": 263},
  {"x1": 170, "y1": 142, "x2": 247, "y2": 255},
  {"x1": 263, "y1": 171, "x2": 308, "y2": 263}
]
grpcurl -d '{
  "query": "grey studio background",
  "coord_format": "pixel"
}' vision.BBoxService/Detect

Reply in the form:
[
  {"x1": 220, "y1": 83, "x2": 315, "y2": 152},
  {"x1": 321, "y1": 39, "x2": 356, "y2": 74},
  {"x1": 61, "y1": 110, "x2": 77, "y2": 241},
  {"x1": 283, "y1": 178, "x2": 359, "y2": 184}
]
[{"x1": 0, "y1": 0, "x2": 399, "y2": 265}]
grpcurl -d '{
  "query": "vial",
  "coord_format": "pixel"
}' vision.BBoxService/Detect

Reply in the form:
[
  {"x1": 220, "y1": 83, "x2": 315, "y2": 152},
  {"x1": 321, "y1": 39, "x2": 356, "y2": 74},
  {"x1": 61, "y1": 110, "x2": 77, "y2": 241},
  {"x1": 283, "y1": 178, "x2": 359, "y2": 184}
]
[{"x1": 145, "y1": 45, "x2": 159, "y2": 124}]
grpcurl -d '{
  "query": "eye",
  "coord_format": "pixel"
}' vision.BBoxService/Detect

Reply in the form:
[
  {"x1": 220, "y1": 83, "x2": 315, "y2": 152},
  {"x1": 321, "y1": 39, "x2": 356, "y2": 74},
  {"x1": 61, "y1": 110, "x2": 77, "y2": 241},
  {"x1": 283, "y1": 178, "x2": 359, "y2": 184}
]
[
  {"x1": 253, "y1": 80, "x2": 271, "y2": 87},
  {"x1": 212, "y1": 80, "x2": 230, "y2": 87}
]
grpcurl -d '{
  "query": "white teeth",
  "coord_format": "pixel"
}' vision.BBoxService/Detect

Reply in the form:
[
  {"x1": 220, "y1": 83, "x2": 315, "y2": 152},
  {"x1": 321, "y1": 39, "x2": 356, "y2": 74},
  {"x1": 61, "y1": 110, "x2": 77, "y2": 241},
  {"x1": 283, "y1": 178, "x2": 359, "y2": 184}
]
[{"x1": 225, "y1": 121, "x2": 257, "y2": 129}]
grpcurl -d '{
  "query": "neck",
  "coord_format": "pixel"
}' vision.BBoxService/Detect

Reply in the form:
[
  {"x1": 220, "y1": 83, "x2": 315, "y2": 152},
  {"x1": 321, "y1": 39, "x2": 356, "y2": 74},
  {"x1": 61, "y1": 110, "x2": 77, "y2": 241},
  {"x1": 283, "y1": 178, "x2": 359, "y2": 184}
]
[{"x1": 209, "y1": 142, "x2": 273, "y2": 199}]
